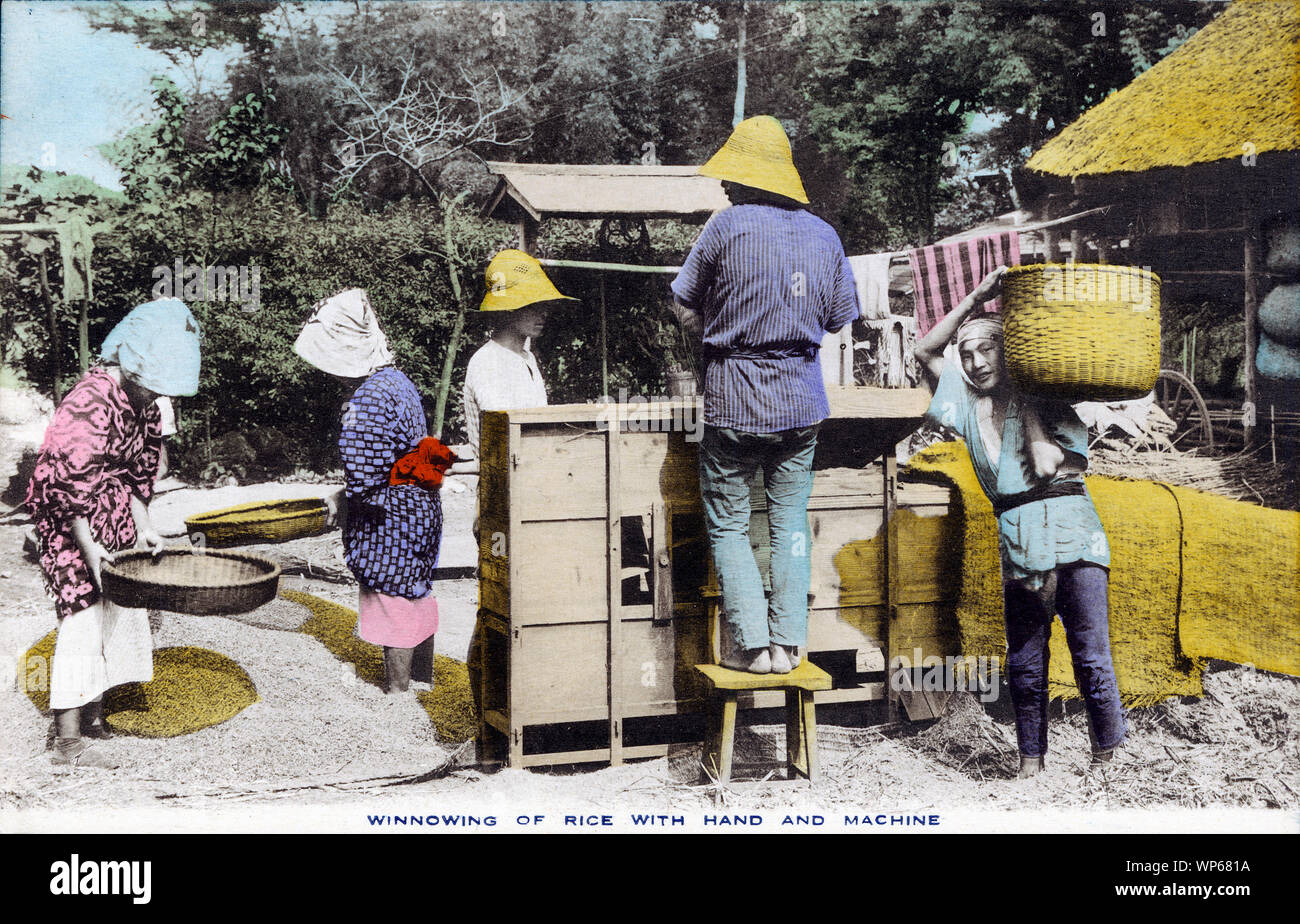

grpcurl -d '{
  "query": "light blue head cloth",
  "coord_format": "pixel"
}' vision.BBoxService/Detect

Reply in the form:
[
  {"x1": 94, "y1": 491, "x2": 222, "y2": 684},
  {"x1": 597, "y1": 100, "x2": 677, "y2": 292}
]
[{"x1": 100, "y1": 298, "x2": 202, "y2": 396}]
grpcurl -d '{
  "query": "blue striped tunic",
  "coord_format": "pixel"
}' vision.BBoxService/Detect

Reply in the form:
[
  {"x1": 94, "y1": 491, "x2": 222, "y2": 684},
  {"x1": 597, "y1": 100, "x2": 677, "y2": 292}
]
[{"x1": 672, "y1": 204, "x2": 860, "y2": 433}]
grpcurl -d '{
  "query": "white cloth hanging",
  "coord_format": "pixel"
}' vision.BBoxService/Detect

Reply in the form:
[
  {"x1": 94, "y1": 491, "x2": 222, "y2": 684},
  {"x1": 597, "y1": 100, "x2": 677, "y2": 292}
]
[{"x1": 847, "y1": 253, "x2": 895, "y2": 321}]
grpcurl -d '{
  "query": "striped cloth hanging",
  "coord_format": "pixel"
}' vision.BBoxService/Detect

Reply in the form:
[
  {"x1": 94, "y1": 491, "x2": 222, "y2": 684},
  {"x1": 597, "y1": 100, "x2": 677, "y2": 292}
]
[{"x1": 908, "y1": 232, "x2": 1020, "y2": 337}]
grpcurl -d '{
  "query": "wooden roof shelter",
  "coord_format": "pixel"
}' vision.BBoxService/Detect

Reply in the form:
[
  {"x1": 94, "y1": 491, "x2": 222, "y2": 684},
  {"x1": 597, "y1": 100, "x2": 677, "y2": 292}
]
[
  {"x1": 481, "y1": 161, "x2": 734, "y2": 395},
  {"x1": 482, "y1": 161, "x2": 730, "y2": 252},
  {"x1": 1022, "y1": 0, "x2": 1300, "y2": 445}
]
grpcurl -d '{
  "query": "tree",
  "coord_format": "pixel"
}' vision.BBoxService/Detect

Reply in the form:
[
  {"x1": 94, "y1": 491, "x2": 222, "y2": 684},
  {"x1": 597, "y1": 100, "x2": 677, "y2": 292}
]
[{"x1": 326, "y1": 57, "x2": 530, "y2": 198}]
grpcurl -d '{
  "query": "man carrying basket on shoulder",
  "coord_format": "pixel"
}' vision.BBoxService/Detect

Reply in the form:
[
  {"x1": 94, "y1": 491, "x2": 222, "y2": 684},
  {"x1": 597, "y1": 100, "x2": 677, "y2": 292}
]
[{"x1": 913, "y1": 267, "x2": 1126, "y2": 778}]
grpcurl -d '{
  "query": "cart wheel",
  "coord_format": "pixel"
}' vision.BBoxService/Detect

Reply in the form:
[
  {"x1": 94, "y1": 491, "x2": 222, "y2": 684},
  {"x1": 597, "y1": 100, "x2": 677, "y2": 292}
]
[{"x1": 1155, "y1": 368, "x2": 1215, "y2": 451}]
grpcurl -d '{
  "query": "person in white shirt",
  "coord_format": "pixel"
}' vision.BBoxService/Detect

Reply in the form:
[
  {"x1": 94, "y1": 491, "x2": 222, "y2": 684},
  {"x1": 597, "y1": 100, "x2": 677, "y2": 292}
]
[
  {"x1": 462, "y1": 250, "x2": 575, "y2": 764},
  {"x1": 455, "y1": 250, "x2": 575, "y2": 468}
]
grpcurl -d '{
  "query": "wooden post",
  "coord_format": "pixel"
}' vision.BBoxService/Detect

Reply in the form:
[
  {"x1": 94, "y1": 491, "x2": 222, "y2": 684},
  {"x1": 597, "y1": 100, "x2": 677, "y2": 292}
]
[
  {"x1": 1044, "y1": 229, "x2": 1059, "y2": 263},
  {"x1": 1244, "y1": 216, "x2": 1260, "y2": 447},
  {"x1": 883, "y1": 450, "x2": 900, "y2": 723},
  {"x1": 77, "y1": 296, "x2": 89, "y2": 374},
  {"x1": 600, "y1": 275, "x2": 609, "y2": 398},
  {"x1": 732, "y1": 2, "x2": 747, "y2": 127},
  {"x1": 507, "y1": 422, "x2": 525, "y2": 768},
  {"x1": 517, "y1": 217, "x2": 538, "y2": 255},
  {"x1": 606, "y1": 425, "x2": 624, "y2": 765},
  {"x1": 36, "y1": 252, "x2": 63, "y2": 403},
  {"x1": 1069, "y1": 229, "x2": 1082, "y2": 264}
]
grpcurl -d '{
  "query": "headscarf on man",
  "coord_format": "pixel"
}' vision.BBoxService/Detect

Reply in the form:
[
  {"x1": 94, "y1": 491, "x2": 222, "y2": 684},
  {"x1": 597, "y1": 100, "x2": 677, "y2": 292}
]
[
  {"x1": 952, "y1": 312, "x2": 1084, "y2": 481},
  {"x1": 293, "y1": 288, "x2": 393, "y2": 379},
  {"x1": 954, "y1": 314, "x2": 1004, "y2": 392},
  {"x1": 100, "y1": 297, "x2": 202, "y2": 397}
]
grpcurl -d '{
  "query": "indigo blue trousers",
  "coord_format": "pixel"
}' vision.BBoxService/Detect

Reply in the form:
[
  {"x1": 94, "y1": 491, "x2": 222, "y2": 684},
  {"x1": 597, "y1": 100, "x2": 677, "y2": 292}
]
[
  {"x1": 1002, "y1": 562, "x2": 1127, "y2": 757},
  {"x1": 699, "y1": 424, "x2": 818, "y2": 652}
]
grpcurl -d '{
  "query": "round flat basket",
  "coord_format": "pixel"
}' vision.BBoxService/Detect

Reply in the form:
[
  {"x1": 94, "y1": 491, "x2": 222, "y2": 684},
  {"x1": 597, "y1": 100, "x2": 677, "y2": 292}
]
[
  {"x1": 185, "y1": 497, "x2": 327, "y2": 548},
  {"x1": 102, "y1": 549, "x2": 281, "y2": 615},
  {"x1": 1001, "y1": 263, "x2": 1161, "y2": 401}
]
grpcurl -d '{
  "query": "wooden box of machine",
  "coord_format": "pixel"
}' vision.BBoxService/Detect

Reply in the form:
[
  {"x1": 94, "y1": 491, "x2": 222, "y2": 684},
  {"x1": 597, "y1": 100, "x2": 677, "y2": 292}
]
[{"x1": 476, "y1": 387, "x2": 962, "y2": 768}]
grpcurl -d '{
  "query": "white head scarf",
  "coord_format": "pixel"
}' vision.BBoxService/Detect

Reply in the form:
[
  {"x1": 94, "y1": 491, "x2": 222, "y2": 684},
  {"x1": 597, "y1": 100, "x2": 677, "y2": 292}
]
[
  {"x1": 293, "y1": 288, "x2": 393, "y2": 379},
  {"x1": 955, "y1": 315, "x2": 1004, "y2": 392}
]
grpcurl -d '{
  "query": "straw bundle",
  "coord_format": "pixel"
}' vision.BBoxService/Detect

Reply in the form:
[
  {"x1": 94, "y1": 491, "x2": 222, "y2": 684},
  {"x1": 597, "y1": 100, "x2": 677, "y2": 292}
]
[{"x1": 907, "y1": 442, "x2": 1300, "y2": 689}]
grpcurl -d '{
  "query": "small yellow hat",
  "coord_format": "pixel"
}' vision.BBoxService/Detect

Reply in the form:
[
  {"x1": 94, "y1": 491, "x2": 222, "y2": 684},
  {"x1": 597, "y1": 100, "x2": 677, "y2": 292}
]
[
  {"x1": 698, "y1": 115, "x2": 809, "y2": 204},
  {"x1": 478, "y1": 249, "x2": 577, "y2": 312}
]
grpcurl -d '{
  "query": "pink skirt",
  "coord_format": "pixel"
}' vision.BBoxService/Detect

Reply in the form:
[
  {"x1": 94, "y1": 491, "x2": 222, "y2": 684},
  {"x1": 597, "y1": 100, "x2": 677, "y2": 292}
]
[{"x1": 357, "y1": 587, "x2": 438, "y2": 648}]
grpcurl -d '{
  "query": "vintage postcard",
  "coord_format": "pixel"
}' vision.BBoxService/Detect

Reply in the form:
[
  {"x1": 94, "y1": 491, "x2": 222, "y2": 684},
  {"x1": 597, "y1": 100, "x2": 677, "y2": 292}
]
[{"x1": 0, "y1": 0, "x2": 1295, "y2": 864}]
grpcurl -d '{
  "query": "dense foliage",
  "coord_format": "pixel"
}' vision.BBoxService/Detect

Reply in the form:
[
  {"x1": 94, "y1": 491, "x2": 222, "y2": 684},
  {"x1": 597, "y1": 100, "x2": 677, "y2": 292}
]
[{"x1": 2, "y1": 1, "x2": 1220, "y2": 478}]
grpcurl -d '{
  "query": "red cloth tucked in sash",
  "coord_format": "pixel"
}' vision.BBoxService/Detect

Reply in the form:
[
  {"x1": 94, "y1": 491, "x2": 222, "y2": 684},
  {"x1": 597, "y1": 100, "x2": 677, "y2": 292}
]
[{"x1": 389, "y1": 436, "x2": 455, "y2": 490}]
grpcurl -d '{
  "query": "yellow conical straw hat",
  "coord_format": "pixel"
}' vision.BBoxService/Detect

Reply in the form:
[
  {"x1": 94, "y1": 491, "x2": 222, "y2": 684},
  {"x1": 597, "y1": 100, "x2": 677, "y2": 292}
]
[
  {"x1": 478, "y1": 249, "x2": 578, "y2": 312},
  {"x1": 698, "y1": 115, "x2": 809, "y2": 204}
]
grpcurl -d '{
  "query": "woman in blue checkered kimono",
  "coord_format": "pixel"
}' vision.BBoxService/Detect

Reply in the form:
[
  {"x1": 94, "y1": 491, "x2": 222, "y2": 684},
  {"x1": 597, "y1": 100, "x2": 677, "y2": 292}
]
[{"x1": 295, "y1": 289, "x2": 443, "y2": 693}]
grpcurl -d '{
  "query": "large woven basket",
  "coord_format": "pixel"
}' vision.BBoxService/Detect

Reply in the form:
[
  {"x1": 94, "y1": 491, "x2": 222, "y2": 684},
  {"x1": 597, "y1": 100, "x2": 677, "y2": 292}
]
[
  {"x1": 102, "y1": 549, "x2": 281, "y2": 615},
  {"x1": 185, "y1": 497, "x2": 328, "y2": 548},
  {"x1": 1001, "y1": 263, "x2": 1161, "y2": 401}
]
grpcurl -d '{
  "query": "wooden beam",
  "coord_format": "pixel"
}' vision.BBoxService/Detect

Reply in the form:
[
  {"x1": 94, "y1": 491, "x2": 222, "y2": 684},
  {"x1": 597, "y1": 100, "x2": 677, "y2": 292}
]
[
  {"x1": 0, "y1": 223, "x2": 61, "y2": 233},
  {"x1": 538, "y1": 257, "x2": 681, "y2": 274}
]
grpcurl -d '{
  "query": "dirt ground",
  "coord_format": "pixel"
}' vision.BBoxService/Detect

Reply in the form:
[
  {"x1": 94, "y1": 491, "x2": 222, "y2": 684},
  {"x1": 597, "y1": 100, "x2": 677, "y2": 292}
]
[{"x1": 1, "y1": 388, "x2": 1297, "y2": 833}]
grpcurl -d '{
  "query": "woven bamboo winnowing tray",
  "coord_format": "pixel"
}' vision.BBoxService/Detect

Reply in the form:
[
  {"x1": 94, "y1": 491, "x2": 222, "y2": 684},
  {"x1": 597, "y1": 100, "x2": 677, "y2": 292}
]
[
  {"x1": 1001, "y1": 263, "x2": 1161, "y2": 401},
  {"x1": 185, "y1": 497, "x2": 328, "y2": 548},
  {"x1": 102, "y1": 549, "x2": 281, "y2": 615}
]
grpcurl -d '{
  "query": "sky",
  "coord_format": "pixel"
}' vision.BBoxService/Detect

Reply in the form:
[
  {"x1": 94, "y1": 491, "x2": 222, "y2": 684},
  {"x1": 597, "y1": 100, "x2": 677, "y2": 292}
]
[{"x1": 0, "y1": 0, "x2": 235, "y2": 189}]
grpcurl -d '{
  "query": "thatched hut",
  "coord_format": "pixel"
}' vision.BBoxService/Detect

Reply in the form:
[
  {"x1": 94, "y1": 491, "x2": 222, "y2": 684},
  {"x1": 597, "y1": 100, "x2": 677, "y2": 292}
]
[{"x1": 1022, "y1": 0, "x2": 1300, "y2": 445}]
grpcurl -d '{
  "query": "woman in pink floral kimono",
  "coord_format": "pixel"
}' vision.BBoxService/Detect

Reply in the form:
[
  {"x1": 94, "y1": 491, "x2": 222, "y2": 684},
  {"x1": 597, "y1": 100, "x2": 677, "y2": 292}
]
[{"x1": 26, "y1": 298, "x2": 201, "y2": 769}]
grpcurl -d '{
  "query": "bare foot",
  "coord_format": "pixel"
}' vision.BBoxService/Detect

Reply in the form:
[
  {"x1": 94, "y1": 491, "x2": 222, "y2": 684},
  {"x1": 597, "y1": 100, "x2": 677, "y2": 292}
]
[
  {"x1": 721, "y1": 648, "x2": 772, "y2": 674},
  {"x1": 1017, "y1": 755, "x2": 1044, "y2": 779}
]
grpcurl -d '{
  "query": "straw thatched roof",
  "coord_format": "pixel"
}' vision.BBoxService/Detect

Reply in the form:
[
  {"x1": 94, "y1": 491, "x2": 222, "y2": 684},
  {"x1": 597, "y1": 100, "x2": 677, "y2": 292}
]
[
  {"x1": 482, "y1": 162, "x2": 729, "y2": 221},
  {"x1": 1026, "y1": 0, "x2": 1300, "y2": 177}
]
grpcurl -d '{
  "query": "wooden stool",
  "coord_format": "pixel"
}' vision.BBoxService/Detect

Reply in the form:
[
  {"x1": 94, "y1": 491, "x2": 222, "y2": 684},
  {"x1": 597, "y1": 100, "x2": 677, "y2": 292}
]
[{"x1": 695, "y1": 661, "x2": 833, "y2": 783}]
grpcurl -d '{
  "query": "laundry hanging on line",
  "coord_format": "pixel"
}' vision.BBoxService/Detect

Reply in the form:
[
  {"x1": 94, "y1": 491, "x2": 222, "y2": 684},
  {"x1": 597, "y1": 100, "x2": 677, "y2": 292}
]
[
  {"x1": 908, "y1": 232, "x2": 1020, "y2": 337},
  {"x1": 846, "y1": 252, "x2": 895, "y2": 321}
]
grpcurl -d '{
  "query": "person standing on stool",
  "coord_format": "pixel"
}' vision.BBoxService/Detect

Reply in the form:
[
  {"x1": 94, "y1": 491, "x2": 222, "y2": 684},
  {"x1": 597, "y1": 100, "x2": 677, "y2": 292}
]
[
  {"x1": 913, "y1": 267, "x2": 1126, "y2": 776},
  {"x1": 672, "y1": 115, "x2": 860, "y2": 675}
]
